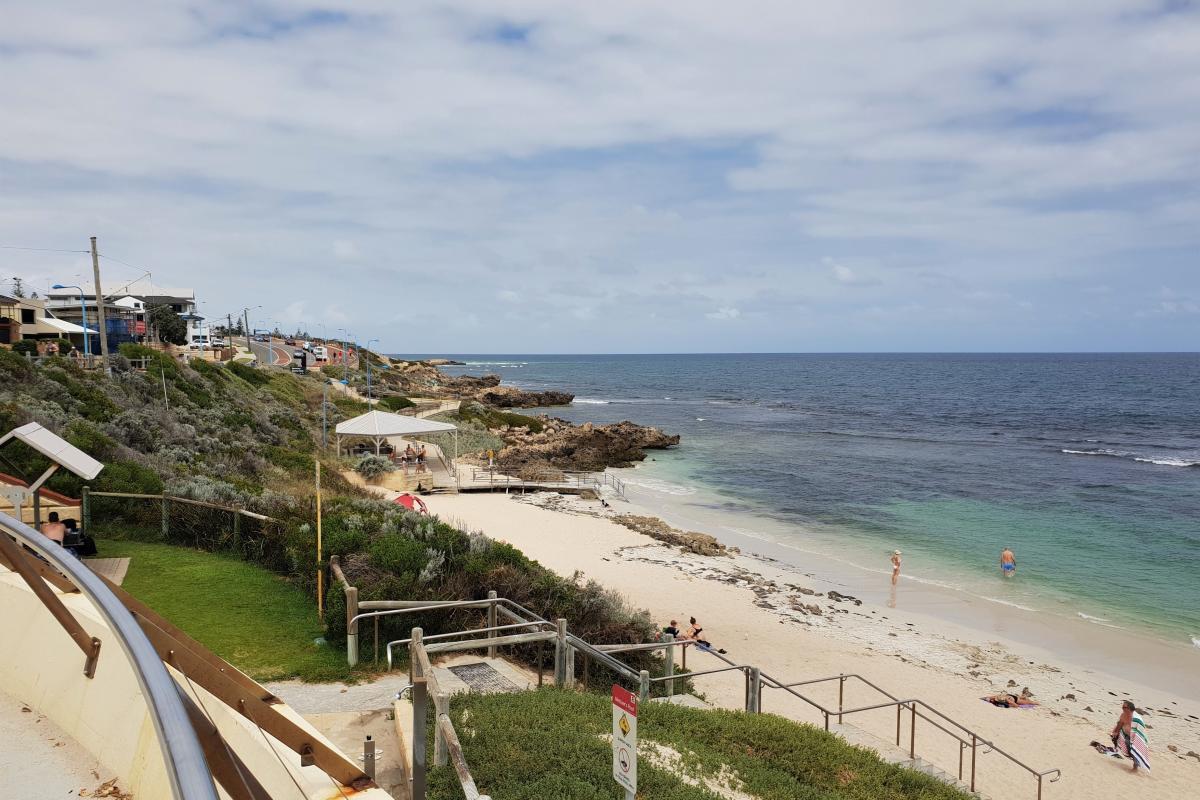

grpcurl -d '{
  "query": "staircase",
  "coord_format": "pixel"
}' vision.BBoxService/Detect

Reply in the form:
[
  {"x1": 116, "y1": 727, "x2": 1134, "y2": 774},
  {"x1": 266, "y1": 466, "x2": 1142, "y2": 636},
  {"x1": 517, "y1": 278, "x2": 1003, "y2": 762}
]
[{"x1": 833, "y1": 720, "x2": 991, "y2": 799}]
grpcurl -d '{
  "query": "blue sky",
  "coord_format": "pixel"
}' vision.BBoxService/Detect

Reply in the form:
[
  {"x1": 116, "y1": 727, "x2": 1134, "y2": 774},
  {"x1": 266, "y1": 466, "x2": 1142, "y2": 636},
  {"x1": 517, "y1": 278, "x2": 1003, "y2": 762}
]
[{"x1": 1, "y1": 1, "x2": 1197, "y2": 352}]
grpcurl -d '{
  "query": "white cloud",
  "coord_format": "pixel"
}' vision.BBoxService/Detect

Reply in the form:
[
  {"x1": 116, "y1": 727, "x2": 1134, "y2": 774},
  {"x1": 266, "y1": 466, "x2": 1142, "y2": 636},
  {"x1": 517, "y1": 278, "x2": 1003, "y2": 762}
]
[{"x1": 1, "y1": 2, "x2": 1197, "y2": 351}]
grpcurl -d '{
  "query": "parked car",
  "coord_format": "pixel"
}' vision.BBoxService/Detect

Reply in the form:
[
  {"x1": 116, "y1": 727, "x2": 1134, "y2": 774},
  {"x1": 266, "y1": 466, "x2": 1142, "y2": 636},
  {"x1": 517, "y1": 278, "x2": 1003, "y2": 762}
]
[
  {"x1": 311, "y1": 346, "x2": 328, "y2": 361},
  {"x1": 188, "y1": 335, "x2": 209, "y2": 350},
  {"x1": 284, "y1": 337, "x2": 296, "y2": 346},
  {"x1": 210, "y1": 337, "x2": 228, "y2": 348}
]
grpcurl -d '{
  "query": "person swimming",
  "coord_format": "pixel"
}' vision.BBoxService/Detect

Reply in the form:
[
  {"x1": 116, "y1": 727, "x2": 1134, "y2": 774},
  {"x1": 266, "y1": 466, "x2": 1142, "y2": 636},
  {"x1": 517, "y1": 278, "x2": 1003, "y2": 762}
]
[{"x1": 1000, "y1": 547, "x2": 1016, "y2": 577}]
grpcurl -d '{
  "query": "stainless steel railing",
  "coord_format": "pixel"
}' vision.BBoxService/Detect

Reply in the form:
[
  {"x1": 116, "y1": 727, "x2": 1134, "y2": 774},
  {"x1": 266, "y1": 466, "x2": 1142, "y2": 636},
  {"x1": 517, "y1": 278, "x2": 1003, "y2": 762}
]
[{"x1": 0, "y1": 511, "x2": 218, "y2": 800}]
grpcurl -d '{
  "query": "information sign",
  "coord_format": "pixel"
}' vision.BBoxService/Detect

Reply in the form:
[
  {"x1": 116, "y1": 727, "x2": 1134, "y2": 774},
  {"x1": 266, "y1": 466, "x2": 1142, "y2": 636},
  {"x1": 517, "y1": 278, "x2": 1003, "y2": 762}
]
[{"x1": 612, "y1": 685, "x2": 638, "y2": 795}]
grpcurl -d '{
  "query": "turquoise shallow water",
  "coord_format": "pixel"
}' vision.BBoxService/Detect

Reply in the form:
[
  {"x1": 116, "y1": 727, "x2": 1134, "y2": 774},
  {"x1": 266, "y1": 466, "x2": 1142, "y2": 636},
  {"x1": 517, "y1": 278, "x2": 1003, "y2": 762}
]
[{"x1": 405, "y1": 353, "x2": 1200, "y2": 650}]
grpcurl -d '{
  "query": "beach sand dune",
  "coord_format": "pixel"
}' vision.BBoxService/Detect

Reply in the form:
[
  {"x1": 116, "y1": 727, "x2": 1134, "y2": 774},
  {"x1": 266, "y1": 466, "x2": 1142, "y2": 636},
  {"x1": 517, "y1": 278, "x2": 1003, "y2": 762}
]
[{"x1": 430, "y1": 493, "x2": 1200, "y2": 800}]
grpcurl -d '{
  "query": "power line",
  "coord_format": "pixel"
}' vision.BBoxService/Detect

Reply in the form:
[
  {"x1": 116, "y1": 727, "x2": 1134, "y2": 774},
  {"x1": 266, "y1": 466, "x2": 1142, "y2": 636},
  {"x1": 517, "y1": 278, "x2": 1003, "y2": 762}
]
[{"x1": 0, "y1": 245, "x2": 90, "y2": 254}]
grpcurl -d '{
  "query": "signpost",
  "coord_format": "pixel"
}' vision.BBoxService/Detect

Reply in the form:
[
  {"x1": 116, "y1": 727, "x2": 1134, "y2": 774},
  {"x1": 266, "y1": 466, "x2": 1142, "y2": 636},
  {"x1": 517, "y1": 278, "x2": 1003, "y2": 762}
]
[{"x1": 612, "y1": 685, "x2": 638, "y2": 798}]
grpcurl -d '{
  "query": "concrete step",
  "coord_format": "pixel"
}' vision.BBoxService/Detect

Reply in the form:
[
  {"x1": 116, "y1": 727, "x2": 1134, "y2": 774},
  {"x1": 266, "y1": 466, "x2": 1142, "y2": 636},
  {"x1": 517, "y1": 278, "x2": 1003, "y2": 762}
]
[{"x1": 832, "y1": 721, "x2": 992, "y2": 799}]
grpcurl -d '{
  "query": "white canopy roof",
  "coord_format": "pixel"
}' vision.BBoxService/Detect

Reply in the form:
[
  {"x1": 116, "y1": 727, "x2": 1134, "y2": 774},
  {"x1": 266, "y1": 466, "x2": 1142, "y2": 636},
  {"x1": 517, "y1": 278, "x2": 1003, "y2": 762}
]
[
  {"x1": 0, "y1": 422, "x2": 104, "y2": 480},
  {"x1": 335, "y1": 410, "x2": 457, "y2": 438},
  {"x1": 35, "y1": 316, "x2": 98, "y2": 335}
]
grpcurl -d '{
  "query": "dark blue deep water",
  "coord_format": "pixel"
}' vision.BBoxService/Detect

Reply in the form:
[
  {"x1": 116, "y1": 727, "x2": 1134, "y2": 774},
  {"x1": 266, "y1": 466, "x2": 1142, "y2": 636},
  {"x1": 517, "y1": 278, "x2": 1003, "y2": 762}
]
[{"x1": 403, "y1": 353, "x2": 1200, "y2": 647}]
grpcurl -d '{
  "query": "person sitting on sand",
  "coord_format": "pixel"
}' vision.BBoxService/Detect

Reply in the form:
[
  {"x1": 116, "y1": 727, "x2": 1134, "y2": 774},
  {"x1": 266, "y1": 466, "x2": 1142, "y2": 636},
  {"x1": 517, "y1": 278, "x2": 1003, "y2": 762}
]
[
  {"x1": 1000, "y1": 547, "x2": 1017, "y2": 577},
  {"x1": 683, "y1": 617, "x2": 727, "y2": 654},
  {"x1": 985, "y1": 687, "x2": 1038, "y2": 708},
  {"x1": 662, "y1": 620, "x2": 680, "y2": 639},
  {"x1": 891, "y1": 550, "x2": 902, "y2": 585}
]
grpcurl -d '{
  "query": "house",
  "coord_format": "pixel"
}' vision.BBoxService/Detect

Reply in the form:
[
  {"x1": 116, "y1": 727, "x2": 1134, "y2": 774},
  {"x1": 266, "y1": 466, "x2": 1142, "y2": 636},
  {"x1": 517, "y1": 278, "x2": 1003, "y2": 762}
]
[
  {"x1": 44, "y1": 279, "x2": 202, "y2": 347},
  {"x1": 9, "y1": 297, "x2": 98, "y2": 351},
  {"x1": 0, "y1": 294, "x2": 19, "y2": 345}
]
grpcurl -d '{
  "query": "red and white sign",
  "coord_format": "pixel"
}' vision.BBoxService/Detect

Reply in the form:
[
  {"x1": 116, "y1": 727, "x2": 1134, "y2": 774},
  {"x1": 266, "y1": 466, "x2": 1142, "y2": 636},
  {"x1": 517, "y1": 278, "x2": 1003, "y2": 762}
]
[{"x1": 612, "y1": 685, "x2": 638, "y2": 794}]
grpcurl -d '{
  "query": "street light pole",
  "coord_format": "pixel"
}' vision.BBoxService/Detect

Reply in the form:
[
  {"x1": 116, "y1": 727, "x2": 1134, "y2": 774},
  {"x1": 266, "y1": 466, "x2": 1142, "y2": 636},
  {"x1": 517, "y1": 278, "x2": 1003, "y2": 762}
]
[
  {"x1": 50, "y1": 284, "x2": 89, "y2": 360},
  {"x1": 365, "y1": 338, "x2": 380, "y2": 402}
]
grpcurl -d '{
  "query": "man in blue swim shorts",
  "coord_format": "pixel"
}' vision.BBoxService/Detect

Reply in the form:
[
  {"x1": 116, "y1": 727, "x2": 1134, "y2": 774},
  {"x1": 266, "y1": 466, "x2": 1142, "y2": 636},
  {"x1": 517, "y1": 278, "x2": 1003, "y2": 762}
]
[{"x1": 1000, "y1": 547, "x2": 1017, "y2": 577}]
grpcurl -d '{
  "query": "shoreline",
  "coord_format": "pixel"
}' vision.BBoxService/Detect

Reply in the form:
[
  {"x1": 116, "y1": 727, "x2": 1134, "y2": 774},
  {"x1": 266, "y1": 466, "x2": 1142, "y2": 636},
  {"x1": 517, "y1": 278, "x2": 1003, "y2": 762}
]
[
  {"x1": 425, "y1": 490, "x2": 1200, "y2": 799},
  {"x1": 607, "y1": 459, "x2": 1200, "y2": 698}
]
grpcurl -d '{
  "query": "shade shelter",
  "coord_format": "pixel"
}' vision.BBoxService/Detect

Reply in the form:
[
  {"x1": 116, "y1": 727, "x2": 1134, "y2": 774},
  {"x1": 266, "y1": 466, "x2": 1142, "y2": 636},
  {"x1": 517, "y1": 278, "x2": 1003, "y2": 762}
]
[
  {"x1": 0, "y1": 422, "x2": 104, "y2": 527},
  {"x1": 334, "y1": 410, "x2": 458, "y2": 461}
]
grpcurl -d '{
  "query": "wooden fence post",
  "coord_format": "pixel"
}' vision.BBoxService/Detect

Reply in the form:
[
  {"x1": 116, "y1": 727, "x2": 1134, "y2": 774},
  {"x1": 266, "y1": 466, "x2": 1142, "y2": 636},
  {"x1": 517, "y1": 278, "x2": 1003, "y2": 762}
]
[
  {"x1": 232, "y1": 510, "x2": 241, "y2": 553},
  {"x1": 411, "y1": 628, "x2": 426, "y2": 800},
  {"x1": 553, "y1": 619, "x2": 568, "y2": 688},
  {"x1": 747, "y1": 667, "x2": 762, "y2": 713},
  {"x1": 81, "y1": 487, "x2": 90, "y2": 532},
  {"x1": 346, "y1": 586, "x2": 359, "y2": 667},
  {"x1": 486, "y1": 590, "x2": 497, "y2": 659},
  {"x1": 664, "y1": 633, "x2": 675, "y2": 698},
  {"x1": 160, "y1": 493, "x2": 169, "y2": 539},
  {"x1": 434, "y1": 691, "x2": 449, "y2": 767},
  {"x1": 639, "y1": 669, "x2": 650, "y2": 702}
]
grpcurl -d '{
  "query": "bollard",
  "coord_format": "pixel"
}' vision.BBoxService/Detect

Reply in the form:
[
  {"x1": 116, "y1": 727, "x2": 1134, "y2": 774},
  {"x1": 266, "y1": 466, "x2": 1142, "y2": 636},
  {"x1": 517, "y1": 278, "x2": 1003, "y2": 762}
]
[
  {"x1": 363, "y1": 735, "x2": 376, "y2": 779},
  {"x1": 638, "y1": 669, "x2": 650, "y2": 703},
  {"x1": 747, "y1": 667, "x2": 762, "y2": 713},
  {"x1": 486, "y1": 590, "x2": 498, "y2": 659}
]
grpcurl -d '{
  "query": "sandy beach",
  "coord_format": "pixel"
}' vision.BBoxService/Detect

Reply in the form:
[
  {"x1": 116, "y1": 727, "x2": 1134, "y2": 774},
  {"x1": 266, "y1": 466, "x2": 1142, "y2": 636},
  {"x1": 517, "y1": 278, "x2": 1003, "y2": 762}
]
[{"x1": 427, "y1": 491, "x2": 1200, "y2": 800}]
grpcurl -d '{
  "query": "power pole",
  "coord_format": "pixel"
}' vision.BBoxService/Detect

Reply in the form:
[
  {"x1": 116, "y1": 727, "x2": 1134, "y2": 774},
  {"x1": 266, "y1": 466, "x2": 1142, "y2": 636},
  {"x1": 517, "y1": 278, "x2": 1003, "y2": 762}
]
[{"x1": 90, "y1": 236, "x2": 112, "y2": 376}]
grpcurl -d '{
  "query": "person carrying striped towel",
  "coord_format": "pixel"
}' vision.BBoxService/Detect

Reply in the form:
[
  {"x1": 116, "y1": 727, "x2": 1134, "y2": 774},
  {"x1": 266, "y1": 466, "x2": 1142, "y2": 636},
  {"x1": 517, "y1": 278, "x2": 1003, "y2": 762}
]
[{"x1": 1111, "y1": 700, "x2": 1151, "y2": 772}]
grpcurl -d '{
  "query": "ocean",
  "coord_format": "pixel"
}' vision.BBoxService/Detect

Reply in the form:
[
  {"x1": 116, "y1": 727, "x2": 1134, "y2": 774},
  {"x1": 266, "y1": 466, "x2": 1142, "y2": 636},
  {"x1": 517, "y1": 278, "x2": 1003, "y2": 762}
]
[{"x1": 403, "y1": 353, "x2": 1200, "y2": 654}]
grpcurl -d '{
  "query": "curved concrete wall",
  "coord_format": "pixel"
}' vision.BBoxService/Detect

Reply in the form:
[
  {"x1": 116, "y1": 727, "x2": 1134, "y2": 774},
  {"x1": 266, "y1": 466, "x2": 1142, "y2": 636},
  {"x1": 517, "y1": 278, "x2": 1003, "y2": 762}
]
[{"x1": 0, "y1": 569, "x2": 396, "y2": 800}]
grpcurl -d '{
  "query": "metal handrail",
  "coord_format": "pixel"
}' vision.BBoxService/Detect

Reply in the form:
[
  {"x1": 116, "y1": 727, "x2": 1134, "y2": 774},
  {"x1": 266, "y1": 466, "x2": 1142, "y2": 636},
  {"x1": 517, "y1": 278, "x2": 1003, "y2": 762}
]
[
  {"x1": 369, "y1": 585, "x2": 1061, "y2": 798},
  {"x1": 0, "y1": 512, "x2": 218, "y2": 800}
]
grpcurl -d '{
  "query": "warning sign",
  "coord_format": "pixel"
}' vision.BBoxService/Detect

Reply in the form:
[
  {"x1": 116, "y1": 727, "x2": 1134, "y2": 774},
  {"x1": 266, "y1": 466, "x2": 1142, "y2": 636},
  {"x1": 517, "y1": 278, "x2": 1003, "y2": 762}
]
[{"x1": 612, "y1": 685, "x2": 638, "y2": 794}]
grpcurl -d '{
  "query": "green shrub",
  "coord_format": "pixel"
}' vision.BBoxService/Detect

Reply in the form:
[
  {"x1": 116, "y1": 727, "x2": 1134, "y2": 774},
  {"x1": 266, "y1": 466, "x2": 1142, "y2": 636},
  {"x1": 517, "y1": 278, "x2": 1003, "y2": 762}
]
[
  {"x1": 264, "y1": 445, "x2": 314, "y2": 475},
  {"x1": 379, "y1": 394, "x2": 414, "y2": 411},
  {"x1": 369, "y1": 533, "x2": 429, "y2": 576},
  {"x1": 354, "y1": 454, "x2": 394, "y2": 480},
  {"x1": 227, "y1": 361, "x2": 270, "y2": 386},
  {"x1": 11, "y1": 340, "x2": 38, "y2": 356},
  {"x1": 0, "y1": 347, "x2": 35, "y2": 380}
]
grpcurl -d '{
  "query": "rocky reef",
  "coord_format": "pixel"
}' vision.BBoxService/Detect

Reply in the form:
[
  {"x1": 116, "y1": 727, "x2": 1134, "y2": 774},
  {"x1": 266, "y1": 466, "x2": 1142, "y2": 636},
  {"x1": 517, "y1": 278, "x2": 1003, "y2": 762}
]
[
  {"x1": 494, "y1": 418, "x2": 679, "y2": 475},
  {"x1": 613, "y1": 514, "x2": 728, "y2": 557},
  {"x1": 475, "y1": 385, "x2": 574, "y2": 408}
]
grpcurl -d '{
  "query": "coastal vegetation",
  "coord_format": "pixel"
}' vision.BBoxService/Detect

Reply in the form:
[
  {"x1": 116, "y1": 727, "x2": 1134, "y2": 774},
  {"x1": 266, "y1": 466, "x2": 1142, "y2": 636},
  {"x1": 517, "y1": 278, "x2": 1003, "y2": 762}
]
[
  {"x1": 0, "y1": 345, "x2": 666, "y2": 680},
  {"x1": 427, "y1": 689, "x2": 972, "y2": 800}
]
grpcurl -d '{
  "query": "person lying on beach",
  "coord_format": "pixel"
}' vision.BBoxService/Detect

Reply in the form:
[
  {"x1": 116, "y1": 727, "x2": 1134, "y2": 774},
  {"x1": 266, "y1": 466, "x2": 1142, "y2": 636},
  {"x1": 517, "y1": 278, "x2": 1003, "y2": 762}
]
[
  {"x1": 1000, "y1": 547, "x2": 1016, "y2": 577},
  {"x1": 984, "y1": 688, "x2": 1038, "y2": 708}
]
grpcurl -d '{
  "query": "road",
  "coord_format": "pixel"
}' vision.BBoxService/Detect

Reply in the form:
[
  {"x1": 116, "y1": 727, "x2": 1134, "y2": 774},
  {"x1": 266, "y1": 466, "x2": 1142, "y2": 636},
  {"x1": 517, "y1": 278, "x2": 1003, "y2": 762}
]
[{"x1": 245, "y1": 337, "x2": 359, "y2": 371}]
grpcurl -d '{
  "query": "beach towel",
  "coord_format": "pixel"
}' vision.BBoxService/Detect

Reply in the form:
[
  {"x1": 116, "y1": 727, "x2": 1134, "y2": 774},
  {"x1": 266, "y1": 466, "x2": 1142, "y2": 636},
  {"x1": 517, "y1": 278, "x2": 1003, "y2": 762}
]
[{"x1": 1116, "y1": 713, "x2": 1151, "y2": 771}]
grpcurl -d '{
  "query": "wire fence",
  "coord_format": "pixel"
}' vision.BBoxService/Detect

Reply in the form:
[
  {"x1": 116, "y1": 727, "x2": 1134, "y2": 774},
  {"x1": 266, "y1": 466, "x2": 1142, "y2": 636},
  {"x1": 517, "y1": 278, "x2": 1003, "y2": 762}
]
[{"x1": 82, "y1": 489, "x2": 304, "y2": 576}]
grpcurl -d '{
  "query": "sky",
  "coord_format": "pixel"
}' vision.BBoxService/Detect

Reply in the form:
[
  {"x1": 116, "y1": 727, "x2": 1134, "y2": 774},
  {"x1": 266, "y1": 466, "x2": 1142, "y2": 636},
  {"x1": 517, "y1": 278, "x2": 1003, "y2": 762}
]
[{"x1": 1, "y1": 1, "x2": 1198, "y2": 353}]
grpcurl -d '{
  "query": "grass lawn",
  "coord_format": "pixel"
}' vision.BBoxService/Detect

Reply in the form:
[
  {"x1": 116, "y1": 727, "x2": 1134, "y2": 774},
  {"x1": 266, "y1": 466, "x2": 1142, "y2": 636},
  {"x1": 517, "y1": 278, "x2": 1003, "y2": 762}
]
[
  {"x1": 100, "y1": 539, "x2": 353, "y2": 682},
  {"x1": 428, "y1": 689, "x2": 970, "y2": 800}
]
